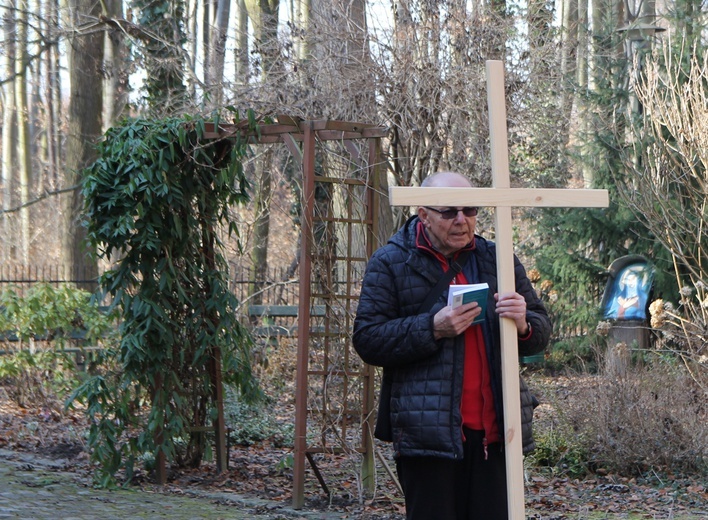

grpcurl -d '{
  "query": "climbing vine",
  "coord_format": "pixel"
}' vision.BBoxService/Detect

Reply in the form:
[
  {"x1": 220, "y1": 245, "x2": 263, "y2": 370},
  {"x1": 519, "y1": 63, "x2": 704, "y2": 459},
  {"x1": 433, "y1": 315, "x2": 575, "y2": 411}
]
[{"x1": 70, "y1": 112, "x2": 260, "y2": 486}]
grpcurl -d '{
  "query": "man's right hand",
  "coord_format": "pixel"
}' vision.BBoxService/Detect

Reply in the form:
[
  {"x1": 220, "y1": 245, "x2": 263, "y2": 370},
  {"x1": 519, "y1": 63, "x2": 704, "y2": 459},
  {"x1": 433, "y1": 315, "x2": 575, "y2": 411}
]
[{"x1": 433, "y1": 302, "x2": 482, "y2": 339}]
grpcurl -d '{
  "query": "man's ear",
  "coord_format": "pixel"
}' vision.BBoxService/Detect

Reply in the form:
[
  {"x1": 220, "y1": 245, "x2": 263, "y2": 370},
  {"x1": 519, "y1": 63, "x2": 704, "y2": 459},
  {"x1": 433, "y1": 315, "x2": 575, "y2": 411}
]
[{"x1": 417, "y1": 206, "x2": 428, "y2": 224}]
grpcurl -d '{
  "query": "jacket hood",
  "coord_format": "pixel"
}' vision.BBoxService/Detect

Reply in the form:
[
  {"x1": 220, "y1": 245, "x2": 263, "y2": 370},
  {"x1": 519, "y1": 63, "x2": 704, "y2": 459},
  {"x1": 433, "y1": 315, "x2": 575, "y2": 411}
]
[{"x1": 388, "y1": 215, "x2": 419, "y2": 250}]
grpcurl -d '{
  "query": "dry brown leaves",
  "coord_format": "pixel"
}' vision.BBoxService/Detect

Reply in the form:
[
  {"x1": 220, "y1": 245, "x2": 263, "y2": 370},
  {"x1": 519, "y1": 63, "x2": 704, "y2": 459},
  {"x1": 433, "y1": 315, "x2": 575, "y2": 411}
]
[{"x1": 1, "y1": 381, "x2": 706, "y2": 519}]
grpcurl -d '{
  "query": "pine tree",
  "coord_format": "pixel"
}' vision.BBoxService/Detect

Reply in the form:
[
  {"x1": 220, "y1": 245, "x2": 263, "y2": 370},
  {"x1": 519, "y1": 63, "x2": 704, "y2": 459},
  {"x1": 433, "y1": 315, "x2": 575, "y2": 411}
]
[{"x1": 525, "y1": 3, "x2": 700, "y2": 344}]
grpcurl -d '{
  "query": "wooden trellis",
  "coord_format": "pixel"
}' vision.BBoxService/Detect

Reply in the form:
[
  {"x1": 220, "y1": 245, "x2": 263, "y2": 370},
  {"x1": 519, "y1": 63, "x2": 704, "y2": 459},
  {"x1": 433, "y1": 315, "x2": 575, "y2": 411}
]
[{"x1": 204, "y1": 117, "x2": 388, "y2": 507}]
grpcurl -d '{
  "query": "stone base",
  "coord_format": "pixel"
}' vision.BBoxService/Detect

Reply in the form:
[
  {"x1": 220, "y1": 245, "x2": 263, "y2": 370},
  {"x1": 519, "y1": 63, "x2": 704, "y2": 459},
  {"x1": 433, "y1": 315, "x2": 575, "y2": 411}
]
[{"x1": 608, "y1": 319, "x2": 650, "y2": 350}]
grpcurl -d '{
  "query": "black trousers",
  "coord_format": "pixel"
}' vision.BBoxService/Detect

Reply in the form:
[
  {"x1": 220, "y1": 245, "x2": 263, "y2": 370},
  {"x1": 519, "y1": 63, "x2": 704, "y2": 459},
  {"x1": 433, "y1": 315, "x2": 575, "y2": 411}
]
[{"x1": 395, "y1": 429, "x2": 508, "y2": 520}]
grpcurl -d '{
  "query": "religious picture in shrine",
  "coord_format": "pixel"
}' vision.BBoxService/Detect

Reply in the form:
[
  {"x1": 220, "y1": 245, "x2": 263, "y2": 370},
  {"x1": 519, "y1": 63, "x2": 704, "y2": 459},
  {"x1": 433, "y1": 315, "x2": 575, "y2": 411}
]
[{"x1": 601, "y1": 256, "x2": 654, "y2": 321}]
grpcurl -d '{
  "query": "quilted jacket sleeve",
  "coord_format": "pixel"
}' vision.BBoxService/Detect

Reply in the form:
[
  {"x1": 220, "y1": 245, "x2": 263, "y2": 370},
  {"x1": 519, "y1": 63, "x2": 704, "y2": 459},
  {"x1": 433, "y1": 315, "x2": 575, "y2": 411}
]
[{"x1": 353, "y1": 246, "x2": 441, "y2": 368}]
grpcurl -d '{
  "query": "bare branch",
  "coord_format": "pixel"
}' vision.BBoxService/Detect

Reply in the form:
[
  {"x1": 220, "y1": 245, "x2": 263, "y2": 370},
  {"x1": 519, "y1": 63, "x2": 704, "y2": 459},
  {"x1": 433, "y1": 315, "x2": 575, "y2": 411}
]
[{"x1": 1, "y1": 185, "x2": 79, "y2": 215}]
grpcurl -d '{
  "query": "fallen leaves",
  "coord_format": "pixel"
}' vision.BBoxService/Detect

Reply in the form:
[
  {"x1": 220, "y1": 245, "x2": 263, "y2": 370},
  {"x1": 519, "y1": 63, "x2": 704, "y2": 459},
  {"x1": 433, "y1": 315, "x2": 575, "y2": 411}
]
[
  {"x1": 1, "y1": 380, "x2": 707, "y2": 519},
  {"x1": 525, "y1": 470, "x2": 708, "y2": 519}
]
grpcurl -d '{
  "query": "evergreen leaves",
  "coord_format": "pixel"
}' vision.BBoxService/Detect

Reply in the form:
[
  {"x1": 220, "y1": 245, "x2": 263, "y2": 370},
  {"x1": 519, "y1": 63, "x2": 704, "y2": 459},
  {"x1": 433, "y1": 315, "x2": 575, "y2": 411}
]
[{"x1": 75, "y1": 113, "x2": 259, "y2": 486}]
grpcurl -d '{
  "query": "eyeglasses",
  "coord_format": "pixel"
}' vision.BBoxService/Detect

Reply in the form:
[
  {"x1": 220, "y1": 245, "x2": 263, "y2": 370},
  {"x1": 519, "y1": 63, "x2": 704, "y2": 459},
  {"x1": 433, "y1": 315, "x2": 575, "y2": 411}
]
[{"x1": 424, "y1": 206, "x2": 479, "y2": 219}]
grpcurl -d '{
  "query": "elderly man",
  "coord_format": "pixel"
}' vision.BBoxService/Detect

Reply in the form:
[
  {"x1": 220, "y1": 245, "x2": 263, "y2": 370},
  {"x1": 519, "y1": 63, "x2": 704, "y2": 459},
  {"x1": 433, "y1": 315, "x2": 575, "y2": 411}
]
[{"x1": 353, "y1": 171, "x2": 551, "y2": 520}]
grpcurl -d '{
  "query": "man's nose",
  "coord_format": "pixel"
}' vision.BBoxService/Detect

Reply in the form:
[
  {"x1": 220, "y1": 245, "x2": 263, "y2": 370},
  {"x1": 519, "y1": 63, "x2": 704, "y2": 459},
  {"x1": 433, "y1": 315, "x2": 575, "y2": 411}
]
[{"x1": 452, "y1": 209, "x2": 466, "y2": 223}]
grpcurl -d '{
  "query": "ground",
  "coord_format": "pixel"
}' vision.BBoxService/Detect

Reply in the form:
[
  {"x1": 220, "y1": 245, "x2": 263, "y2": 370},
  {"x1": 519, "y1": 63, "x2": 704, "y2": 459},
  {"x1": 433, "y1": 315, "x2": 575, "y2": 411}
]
[{"x1": 0, "y1": 379, "x2": 706, "y2": 519}]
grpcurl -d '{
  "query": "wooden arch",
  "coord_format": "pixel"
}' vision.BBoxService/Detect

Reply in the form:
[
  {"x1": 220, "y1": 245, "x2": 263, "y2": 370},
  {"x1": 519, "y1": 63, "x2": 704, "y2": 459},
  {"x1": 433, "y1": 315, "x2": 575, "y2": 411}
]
[{"x1": 204, "y1": 116, "x2": 388, "y2": 507}]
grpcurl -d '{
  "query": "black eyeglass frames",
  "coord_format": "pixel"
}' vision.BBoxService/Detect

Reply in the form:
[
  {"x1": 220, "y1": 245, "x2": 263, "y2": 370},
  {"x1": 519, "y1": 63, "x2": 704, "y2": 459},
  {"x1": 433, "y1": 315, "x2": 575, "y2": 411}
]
[{"x1": 424, "y1": 206, "x2": 479, "y2": 219}]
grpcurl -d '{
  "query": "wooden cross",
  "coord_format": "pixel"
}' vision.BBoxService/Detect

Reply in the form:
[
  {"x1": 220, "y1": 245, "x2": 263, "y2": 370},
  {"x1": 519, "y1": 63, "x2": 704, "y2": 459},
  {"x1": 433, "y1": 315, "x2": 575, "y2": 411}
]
[{"x1": 389, "y1": 61, "x2": 609, "y2": 519}]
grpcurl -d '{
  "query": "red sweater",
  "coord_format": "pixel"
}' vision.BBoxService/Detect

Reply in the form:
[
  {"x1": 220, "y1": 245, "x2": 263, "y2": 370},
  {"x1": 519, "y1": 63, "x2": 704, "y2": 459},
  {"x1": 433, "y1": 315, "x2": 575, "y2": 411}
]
[
  {"x1": 415, "y1": 223, "x2": 500, "y2": 444},
  {"x1": 455, "y1": 272, "x2": 500, "y2": 444}
]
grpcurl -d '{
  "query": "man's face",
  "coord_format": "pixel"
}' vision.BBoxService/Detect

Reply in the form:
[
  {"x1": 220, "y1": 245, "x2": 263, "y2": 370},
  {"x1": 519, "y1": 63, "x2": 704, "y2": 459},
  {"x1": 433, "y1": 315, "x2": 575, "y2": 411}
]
[{"x1": 419, "y1": 205, "x2": 477, "y2": 257}]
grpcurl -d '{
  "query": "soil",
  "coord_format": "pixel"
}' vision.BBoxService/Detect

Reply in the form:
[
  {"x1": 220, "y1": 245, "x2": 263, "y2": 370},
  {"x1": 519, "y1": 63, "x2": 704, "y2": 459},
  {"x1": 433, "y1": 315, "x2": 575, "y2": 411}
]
[{"x1": 1, "y1": 376, "x2": 707, "y2": 519}]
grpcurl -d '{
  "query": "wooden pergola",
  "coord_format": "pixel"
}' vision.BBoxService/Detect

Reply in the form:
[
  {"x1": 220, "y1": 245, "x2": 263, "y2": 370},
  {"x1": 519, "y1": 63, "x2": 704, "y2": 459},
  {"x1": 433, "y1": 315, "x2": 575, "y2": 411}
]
[{"x1": 203, "y1": 116, "x2": 389, "y2": 507}]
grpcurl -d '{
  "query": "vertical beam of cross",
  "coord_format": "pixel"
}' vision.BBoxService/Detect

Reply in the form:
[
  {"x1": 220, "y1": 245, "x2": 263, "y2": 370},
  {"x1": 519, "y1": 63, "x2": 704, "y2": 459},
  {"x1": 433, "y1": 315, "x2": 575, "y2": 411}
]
[
  {"x1": 487, "y1": 59, "x2": 529, "y2": 520},
  {"x1": 389, "y1": 60, "x2": 609, "y2": 519}
]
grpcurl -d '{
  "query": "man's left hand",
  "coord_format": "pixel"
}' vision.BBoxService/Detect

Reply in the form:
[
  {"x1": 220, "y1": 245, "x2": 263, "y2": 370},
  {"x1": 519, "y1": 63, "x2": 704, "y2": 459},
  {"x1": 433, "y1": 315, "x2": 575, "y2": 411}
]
[{"x1": 494, "y1": 292, "x2": 529, "y2": 335}]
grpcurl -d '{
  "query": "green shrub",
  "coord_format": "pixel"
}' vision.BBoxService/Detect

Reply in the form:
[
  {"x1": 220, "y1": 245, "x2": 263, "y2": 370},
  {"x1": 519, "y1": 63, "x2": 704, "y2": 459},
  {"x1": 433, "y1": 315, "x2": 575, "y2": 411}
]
[
  {"x1": 0, "y1": 284, "x2": 118, "y2": 406},
  {"x1": 225, "y1": 390, "x2": 294, "y2": 448},
  {"x1": 545, "y1": 335, "x2": 598, "y2": 373},
  {"x1": 72, "y1": 113, "x2": 261, "y2": 486},
  {"x1": 526, "y1": 422, "x2": 590, "y2": 478}
]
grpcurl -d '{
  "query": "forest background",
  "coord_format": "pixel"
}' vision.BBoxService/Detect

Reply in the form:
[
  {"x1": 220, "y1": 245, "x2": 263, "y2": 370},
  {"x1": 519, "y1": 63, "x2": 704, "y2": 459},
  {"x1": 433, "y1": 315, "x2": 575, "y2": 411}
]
[{"x1": 0, "y1": 0, "x2": 706, "y2": 514}]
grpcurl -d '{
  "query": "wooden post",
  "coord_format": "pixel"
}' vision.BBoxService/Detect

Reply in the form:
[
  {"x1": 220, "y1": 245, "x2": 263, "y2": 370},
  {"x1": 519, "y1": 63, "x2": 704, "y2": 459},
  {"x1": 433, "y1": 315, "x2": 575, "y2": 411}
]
[
  {"x1": 389, "y1": 60, "x2": 609, "y2": 519},
  {"x1": 211, "y1": 345, "x2": 227, "y2": 474},
  {"x1": 360, "y1": 137, "x2": 383, "y2": 494},
  {"x1": 293, "y1": 121, "x2": 316, "y2": 508},
  {"x1": 154, "y1": 372, "x2": 167, "y2": 485}
]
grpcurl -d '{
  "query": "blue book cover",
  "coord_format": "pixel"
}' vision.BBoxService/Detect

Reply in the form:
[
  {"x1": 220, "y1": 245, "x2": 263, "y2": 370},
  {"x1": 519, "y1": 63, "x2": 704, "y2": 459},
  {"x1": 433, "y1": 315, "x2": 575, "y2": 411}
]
[{"x1": 447, "y1": 283, "x2": 489, "y2": 324}]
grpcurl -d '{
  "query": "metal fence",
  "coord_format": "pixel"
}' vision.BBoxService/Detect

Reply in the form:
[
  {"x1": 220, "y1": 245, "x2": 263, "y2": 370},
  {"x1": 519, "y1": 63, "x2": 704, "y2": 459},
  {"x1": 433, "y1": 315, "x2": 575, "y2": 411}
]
[
  {"x1": 1, "y1": 264, "x2": 298, "y2": 296},
  {"x1": 1, "y1": 263, "x2": 603, "y2": 341},
  {"x1": 228, "y1": 264, "x2": 299, "y2": 307},
  {"x1": 0, "y1": 262, "x2": 300, "y2": 319},
  {"x1": 0, "y1": 264, "x2": 100, "y2": 295}
]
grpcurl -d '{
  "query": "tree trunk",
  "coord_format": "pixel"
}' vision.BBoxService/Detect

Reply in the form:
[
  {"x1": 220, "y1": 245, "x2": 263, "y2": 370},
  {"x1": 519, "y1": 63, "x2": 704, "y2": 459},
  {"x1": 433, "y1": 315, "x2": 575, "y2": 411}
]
[
  {"x1": 206, "y1": 0, "x2": 230, "y2": 107},
  {"x1": 42, "y1": 0, "x2": 56, "y2": 190},
  {"x1": 15, "y1": 0, "x2": 31, "y2": 262},
  {"x1": 244, "y1": 0, "x2": 280, "y2": 287},
  {"x1": 295, "y1": 0, "x2": 310, "y2": 63},
  {"x1": 49, "y1": 0, "x2": 62, "y2": 186},
  {"x1": 249, "y1": 149, "x2": 273, "y2": 305},
  {"x1": 560, "y1": 0, "x2": 578, "y2": 122},
  {"x1": 62, "y1": 0, "x2": 103, "y2": 284},
  {"x1": 202, "y1": 0, "x2": 213, "y2": 87},
  {"x1": 244, "y1": 0, "x2": 280, "y2": 75},
  {"x1": 575, "y1": 0, "x2": 591, "y2": 185},
  {"x1": 1, "y1": 0, "x2": 17, "y2": 261},
  {"x1": 102, "y1": 0, "x2": 129, "y2": 130},
  {"x1": 590, "y1": 0, "x2": 602, "y2": 92},
  {"x1": 31, "y1": 0, "x2": 42, "y2": 193},
  {"x1": 576, "y1": 0, "x2": 588, "y2": 97},
  {"x1": 235, "y1": 0, "x2": 248, "y2": 83},
  {"x1": 133, "y1": 0, "x2": 187, "y2": 112}
]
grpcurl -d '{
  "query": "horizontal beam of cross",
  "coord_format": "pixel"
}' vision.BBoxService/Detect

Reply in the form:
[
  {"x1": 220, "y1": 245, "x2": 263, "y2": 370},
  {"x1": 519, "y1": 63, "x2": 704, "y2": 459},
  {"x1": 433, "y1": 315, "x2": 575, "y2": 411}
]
[{"x1": 389, "y1": 187, "x2": 609, "y2": 208}]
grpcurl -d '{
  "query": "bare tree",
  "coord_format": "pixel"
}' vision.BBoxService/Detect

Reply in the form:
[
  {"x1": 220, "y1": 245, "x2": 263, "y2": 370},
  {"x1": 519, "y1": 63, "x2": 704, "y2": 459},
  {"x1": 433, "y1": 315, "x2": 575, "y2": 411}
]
[
  {"x1": 1, "y1": 1, "x2": 17, "y2": 261},
  {"x1": 623, "y1": 50, "x2": 707, "y2": 291},
  {"x1": 244, "y1": 0, "x2": 280, "y2": 302},
  {"x1": 385, "y1": 0, "x2": 514, "y2": 232},
  {"x1": 203, "y1": 0, "x2": 230, "y2": 107},
  {"x1": 61, "y1": 0, "x2": 104, "y2": 279},
  {"x1": 15, "y1": 0, "x2": 31, "y2": 262},
  {"x1": 618, "y1": 48, "x2": 708, "y2": 383},
  {"x1": 102, "y1": 0, "x2": 130, "y2": 129},
  {"x1": 0, "y1": 0, "x2": 569, "y2": 280}
]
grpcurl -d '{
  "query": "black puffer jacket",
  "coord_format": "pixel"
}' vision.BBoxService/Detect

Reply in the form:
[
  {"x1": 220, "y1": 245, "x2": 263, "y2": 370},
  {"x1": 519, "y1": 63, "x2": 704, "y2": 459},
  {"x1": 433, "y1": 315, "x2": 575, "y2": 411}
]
[{"x1": 353, "y1": 216, "x2": 551, "y2": 459}]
